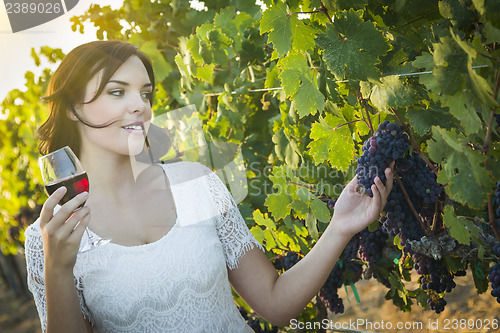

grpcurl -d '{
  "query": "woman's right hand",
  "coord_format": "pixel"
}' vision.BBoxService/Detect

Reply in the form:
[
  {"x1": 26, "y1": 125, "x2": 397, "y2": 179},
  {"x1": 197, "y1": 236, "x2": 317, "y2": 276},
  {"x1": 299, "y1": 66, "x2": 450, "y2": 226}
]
[{"x1": 39, "y1": 187, "x2": 90, "y2": 272}]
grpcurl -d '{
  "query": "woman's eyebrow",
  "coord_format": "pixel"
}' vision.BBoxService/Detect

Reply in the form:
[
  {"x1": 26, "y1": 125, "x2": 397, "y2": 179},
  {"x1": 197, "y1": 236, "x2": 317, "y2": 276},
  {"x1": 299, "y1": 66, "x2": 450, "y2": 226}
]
[{"x1": 107, "y1": 80, "x2": 152, "y2": 88}]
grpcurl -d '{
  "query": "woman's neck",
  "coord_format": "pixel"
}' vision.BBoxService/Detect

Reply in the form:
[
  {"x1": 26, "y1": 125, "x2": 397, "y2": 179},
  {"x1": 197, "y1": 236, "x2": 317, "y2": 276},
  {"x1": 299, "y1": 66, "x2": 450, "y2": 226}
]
[{"x1": 78, "y1": 147, "x2": 153, "y2": 200}]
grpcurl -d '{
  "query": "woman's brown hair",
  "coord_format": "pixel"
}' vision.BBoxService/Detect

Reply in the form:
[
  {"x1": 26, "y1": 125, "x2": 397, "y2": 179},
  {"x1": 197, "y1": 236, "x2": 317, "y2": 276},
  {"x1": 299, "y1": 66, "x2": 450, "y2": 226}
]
[{"x1": 37, "y1": 40, "x2": 156, "y2": 157}]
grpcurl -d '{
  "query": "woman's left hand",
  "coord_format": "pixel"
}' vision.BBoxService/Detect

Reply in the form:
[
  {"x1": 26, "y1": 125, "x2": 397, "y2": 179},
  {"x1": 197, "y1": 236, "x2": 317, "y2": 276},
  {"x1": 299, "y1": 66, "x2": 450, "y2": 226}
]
[{"x1": 329, "y1": 162, "x2": 394, "y2": 238}]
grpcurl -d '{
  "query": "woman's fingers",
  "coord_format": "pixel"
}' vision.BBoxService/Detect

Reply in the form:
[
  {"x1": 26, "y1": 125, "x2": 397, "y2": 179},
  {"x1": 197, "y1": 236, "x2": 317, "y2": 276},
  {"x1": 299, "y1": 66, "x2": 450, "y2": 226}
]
[
  {"x1": 67, "y1": 213, "x2": 91, "y2": 245},
  {"x1": 59, "y1": 206, "x2": 90, "y2": 236},
  {"x1": 47, "y1": 191, "x2": 89, "y2": 229},
  {"x1": 39, "y1": 186, "x2": 67, "y2": 228}
]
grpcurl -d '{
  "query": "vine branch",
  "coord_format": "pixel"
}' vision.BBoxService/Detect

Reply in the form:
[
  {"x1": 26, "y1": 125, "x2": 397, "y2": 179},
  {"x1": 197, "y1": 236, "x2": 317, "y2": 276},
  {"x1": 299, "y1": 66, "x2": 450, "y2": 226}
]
[
  {"x1": 485, "y1": 69, "x2": 500, "y2": 242},
  {"x1": 356, "y1": 91, "x2": 375, "y2": 135},
  {"x1": 318, "y1": 0, "x2": 333, "y2": 24},
  {"x1": 290, "y1": 10, "x2": 322, "y2": 15},
  {"x1": 394, "y1": 172, "x2": 427, "y2": 233},
  {"x1": 288, "y1": 181, "x2": 315, "y2": 191}
]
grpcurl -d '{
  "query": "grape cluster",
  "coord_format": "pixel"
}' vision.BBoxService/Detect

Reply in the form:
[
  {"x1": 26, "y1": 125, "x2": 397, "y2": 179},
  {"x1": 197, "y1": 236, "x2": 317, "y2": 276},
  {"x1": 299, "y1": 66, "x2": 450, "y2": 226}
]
[
  {"x1": 238, "y1": 307, "x2": 278, "y2": 333},
  {"x1": 413, "y1": 253, "x2": 465, "y2": 313},
  {"x1": 320, "y1": 262, "x2": 344, "y2": 314},
  {"x1": 489, "y1": 182, "x2": 500, "y2": 305},
  {"x1": 380, "y1": 183, "x2": 425, "y2": 253},
  {"x1": 488, "y1": 244, "x2": 500, "y2": 304},
  {"x1": 379, "y1": 151, "x2": 441, "y2": 255},
  {"x1": 320, "y1": 238, "x2": 362, "y2": 314},
  {"x1": 356, "y1": 120, "x2": 409, "y2": 197},
  {"x1": 495, "y1": 181, "x2": 500, "y2": 234},
  {"x1": 398, "y1": 154, "x2": 441, "y2": 205},
  {"x1": 273, "y1": 252, "x2": 300, "y2": 272},
  {"x1": 358, "y1": 227, "x2": 388, "y2": 266},
  {"x1": 327, "y1": 198, "x2": 337, "y2": 210}
]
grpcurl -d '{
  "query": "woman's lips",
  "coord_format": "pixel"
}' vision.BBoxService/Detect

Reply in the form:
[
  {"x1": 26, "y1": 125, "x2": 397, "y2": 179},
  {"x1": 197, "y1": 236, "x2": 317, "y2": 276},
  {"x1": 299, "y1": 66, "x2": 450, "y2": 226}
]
[{"x1": 121, "y1": 121, "x2": 145, "y2": 134}]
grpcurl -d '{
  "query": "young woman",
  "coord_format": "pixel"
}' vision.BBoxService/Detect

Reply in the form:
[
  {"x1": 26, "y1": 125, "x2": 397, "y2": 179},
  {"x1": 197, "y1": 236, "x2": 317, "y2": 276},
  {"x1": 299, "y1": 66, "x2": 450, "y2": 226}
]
[{"x1": 25, "y1": 40, "x2": 394, "y2": 333}]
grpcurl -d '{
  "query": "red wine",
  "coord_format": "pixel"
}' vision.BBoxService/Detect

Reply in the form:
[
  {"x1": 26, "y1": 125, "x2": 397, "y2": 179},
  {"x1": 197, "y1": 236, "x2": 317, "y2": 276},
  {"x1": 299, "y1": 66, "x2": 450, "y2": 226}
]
[{"x1": 45, "y1": 172, "x2": 89, "y2": 207}]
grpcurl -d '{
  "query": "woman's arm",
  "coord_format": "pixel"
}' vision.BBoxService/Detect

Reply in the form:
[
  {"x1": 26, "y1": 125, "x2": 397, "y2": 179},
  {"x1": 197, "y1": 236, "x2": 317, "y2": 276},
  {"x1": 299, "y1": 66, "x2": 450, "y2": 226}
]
[
  {"x1": 228, "y1": 167, "x2": 393, "y2": 327},
  {"x1": 45, "y1": 268, "x2": 94, "y2": 333},
  {"x1": 39, "y1": 187, "x2": 93, "y2": 333}
]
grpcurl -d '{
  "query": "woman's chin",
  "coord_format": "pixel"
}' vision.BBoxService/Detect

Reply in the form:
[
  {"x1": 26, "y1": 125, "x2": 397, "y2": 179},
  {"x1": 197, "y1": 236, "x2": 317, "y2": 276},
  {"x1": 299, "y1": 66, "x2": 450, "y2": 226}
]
[{"x1": 127, "y1": 139, "x2": 147, "y2": 157}]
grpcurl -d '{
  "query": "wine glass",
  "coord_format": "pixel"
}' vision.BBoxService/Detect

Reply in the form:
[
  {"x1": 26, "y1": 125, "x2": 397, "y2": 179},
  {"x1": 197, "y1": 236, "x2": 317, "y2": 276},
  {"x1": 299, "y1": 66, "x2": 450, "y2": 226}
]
[{"x1": 38, "y1": 146, "x2": 110, "y2": 252}]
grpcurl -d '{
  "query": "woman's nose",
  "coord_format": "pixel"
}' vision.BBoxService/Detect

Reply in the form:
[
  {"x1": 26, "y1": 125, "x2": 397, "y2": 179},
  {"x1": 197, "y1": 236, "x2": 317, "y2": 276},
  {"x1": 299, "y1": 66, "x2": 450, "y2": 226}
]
[{"x1": 128, "y1": 92, "x2": 149, "y2": 113}]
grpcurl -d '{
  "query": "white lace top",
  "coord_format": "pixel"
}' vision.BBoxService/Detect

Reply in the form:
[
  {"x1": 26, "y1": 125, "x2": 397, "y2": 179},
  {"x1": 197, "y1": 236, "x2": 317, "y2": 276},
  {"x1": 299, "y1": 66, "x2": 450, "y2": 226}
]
[{"x1": 24, "y1": 161, "x2": 263, "y2": 332}]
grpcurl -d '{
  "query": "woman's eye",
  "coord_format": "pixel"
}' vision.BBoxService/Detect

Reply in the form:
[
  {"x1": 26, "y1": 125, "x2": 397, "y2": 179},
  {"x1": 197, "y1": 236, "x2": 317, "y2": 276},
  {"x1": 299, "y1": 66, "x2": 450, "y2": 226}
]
[
  {"x1": 142, "y1": 92, "x2": 153, "y2": 99},
  {"x1": 108, "y1": 90, "x2": 124, "y2": 97}
]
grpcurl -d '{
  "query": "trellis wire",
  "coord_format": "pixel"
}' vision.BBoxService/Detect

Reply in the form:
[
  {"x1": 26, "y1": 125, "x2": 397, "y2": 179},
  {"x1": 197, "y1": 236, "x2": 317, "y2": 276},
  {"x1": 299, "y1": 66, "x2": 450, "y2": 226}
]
[{"x1": 202, "y1": 65, "x2": 490, "y2": 97}]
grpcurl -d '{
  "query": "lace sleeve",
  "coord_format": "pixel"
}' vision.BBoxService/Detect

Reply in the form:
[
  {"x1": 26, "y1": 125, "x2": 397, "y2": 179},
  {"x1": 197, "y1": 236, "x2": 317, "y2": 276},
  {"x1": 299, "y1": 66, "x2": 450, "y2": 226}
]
[
  {"x1": 201, "y1": 164, "x2": 264, "y2": 270},
  {"x1": 24, "y1": 220, "x2": 93, "y2": 332},
  {"x1": 24, "y1": 221, "x2": 49, "y2": 332}
]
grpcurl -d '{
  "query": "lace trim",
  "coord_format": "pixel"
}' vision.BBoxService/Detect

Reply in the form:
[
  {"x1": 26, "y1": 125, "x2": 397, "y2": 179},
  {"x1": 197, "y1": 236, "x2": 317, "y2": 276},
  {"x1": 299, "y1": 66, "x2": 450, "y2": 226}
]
[
  {"x1": 24, "y1": 221, "x2": 94, "y2": 332},
  {"x1": 203, "y1": 168, "x2": 264, "y2": 270}
]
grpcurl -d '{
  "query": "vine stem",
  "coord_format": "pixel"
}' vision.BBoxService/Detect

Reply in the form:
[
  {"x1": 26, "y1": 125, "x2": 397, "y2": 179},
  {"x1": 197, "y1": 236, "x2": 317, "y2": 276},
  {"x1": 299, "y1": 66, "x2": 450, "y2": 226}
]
[
  {"x1": 290, "y1": 10, "x2": 322, "y2": 15},
  {"x1": 356, "y1": 91, "x2": 375, "y2": 135},
  {"x1": 390, "y1": 107, "x2": 438, "y2": 176},
  {"x1": 394, "y1": 172, "x2": 427, "y2": 233},
  {"x1": 485, "y1": 69, "x2": 500, "y2": 242},
  {"x1": 288, "y1": 181, "x2": 315, "y2": 191},
  {"x1": 334, "y1": 119, "x2": 363, "y2": 130},
  {"x1": 487, "y1": 193, "x2": 500, "y2": 241},
  {"x1": 318, "y1": 0, "x2": 333, "y2": 24},
  {"x1": 483, "y1": 69, "x2": 500, "y2": 153}
]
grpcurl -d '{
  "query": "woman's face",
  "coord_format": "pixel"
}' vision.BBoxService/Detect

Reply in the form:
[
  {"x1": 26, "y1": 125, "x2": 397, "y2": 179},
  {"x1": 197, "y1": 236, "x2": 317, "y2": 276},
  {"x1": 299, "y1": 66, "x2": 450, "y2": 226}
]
[{"x1": 74, "y1": 55, "x2": 153, "y2": 157}]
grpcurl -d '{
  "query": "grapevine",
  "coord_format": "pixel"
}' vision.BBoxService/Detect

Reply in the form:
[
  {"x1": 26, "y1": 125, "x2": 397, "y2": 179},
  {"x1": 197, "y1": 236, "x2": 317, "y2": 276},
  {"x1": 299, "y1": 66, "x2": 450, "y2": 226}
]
[{"x1": 1, "y1": 0, "x2": 499, "y2": 328}]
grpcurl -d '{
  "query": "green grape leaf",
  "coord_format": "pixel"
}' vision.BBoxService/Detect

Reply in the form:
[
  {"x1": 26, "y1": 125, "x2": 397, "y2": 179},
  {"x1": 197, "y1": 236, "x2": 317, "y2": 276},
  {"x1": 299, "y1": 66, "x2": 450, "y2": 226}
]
[
  {"x1": 278, "y1": 227, "x2": 301, "y2": 252},
  {"x1": 484, "y1": 22, "x2": 500, "y2": 44},
  {"x1": 272, "y1": 128, "x2": 301, "y2": 168},
  {"x1": 315, "y1": 9, "x2": 390, "y2": 81},
  {"x1": 259, "y1": 2, "x2": 317, "y2": 57},
  {"x1": 443, "y1": 206, "x2": 480, "y2": 245},
  {"x1": 369, "y1": 75, "x2": 417, "y2": 112},
  {"x1": 290, "y1": 15, "x2": 317, "y2": 53},
  {"x1": 278, "y1": 53, "x2": 325, "y2": 117},
  {"x1": 140, "y1": 41, "x2": 172, "y2": 82},
  {"x1": 259, "y1": 2, "x2": 292, "y2": 57},
  {"x1": 264, "y1": 63, "x2": 281, "y2": 89},
  {"x1": 264, "y1": 190, "x2": 292, "y2": 221},
  {"x1": 193, "y1": 65, "x2": 214, "y2": 83},
  {"x1": 450, "y1": 31, "x2": 498, "y2": 109},
  {"x1": 471, "y1": 261, "x2": 489, "y2": 294},
  {"x1": 412, "y1": 52, "x2": 434, "y2": 70},
  {"x1": 325, "y1": 0, "x2": 368, "y2": 11},
  {"x1": 253, "y1": 209, "x2": 277, "y2": 230},
  {"x1": 432, "y1": 37, "x2": 469, "y2": 95},
  {"x1": 278, "y1": 52, "x2": 308, "y2": 97},
  {"x1": 293, "y1": 78, "x2": 326, "y2": 118},
  {"x1": 289, "y1": 199, "x2": 309, "y2": 219},
  {"x1": 438, "y1": 0, "x2": 474, "y2": 29},
  {"x1": 310, "y1": 197, "x2": 331, "y2": 223},
  {"x1": 472, "y1": 0, "x2": 500, "y2": 29},
  {"x1": 441, "y1": 92, "x2": 482, "y2": 135},
  {"x1": 250, "y1": 225, "x2": 266, "y2": 245},
  {"x1": 308, "y1": 114, "x2": 355, "y2": 171},
  {"x1": 405, "y1": 105, "x2": 457, "y2": 136},
  {"x1": 306, "y1": 211, "x2": 319, "y2": 240},
  {"x1": 427, "y1": 127, "x2": 494, "y2": 208}
]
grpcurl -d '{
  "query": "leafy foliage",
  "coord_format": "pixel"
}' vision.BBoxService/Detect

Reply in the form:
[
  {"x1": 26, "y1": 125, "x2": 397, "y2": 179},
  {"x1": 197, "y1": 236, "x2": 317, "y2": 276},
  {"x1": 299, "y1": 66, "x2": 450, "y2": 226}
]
[{"x1": 2, "y1": 0, "x2": 500, "y2": 329}]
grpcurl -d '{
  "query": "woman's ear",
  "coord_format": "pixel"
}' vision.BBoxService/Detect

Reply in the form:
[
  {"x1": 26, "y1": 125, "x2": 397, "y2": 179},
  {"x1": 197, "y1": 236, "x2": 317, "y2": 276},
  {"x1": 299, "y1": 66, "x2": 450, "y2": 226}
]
[{"x1": 66, "y1": 107, "x2": 79, "y2": 122}]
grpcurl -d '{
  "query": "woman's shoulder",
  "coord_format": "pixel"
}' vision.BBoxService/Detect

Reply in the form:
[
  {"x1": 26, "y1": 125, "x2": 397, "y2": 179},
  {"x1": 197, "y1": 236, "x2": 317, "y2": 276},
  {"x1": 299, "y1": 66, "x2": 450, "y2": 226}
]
[{"x1": 159, "y1": 161, "x2": 214, "y2": 183}]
